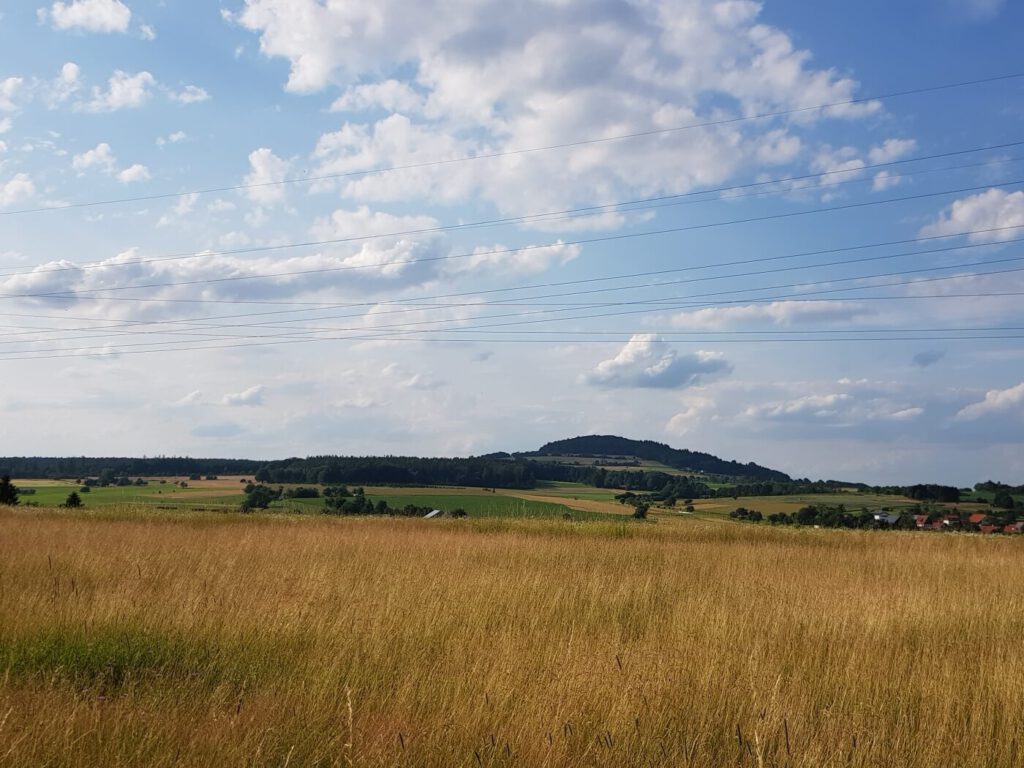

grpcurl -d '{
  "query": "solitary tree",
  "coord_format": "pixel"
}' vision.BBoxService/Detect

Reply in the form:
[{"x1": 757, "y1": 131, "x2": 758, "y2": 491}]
[
  {"x1": 0, "y1": 475, "x2": 19, "y2": 505},
  {"x1": 63, "y1": 491, "x2": 83, "y2": 508}
]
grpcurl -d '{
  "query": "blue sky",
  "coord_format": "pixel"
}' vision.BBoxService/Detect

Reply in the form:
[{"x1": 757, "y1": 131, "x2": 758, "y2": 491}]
[{"x1": 1, "y1": 0, "x2": 1023, "y2": 484}]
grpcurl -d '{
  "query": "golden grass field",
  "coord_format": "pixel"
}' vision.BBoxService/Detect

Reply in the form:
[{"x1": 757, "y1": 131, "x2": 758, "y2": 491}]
[{"x1": 2, "y1": 506, "x2": 1023, "y2": 767}]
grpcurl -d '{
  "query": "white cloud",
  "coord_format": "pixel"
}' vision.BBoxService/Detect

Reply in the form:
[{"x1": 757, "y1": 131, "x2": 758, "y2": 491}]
[
  {"x1": 754, "y1": 129, "x2": 802, "y2": 165},
  {"x1": 207, "y1": 198, "x2": 236, "y2": 212},
  {"x1": 582, "y1": 334, "x2": 731, "y2": 389},
  {"x1": 743, "y1": 387, "x2": 925, "y2": 427},
  {"x1": 331, "y1": 80, "x2": 425, "y2": 114},
  {"x1": 72, "y1": 141, "x2": 116, "y2": 173},
  {"x1": 156, "y1": 130, "x2": 187, "y2": 146},
  {"x1": 956, "y1": 382, "x2": 1024, "y2": 420},
  {"x1": 920, "y1": 188, "x2": 1024, "y2": 243},
  {"x1": 168, "y1": 84, "x2": 210, "y2": 104},
  {"x1": 79, "y1": 70, "x2": 155, "y2": 112},
  {"x1": 868, "y1": 138, "x2": 917, "y2": 165},
  {"x1": 139, "y1": 23, "x2": 155, "y2": 40},
  {"x1": 0, "y1": 118, "x2": 11, "y2": 134},
  {"x1": 871, "y1": 170, "x2": 900, "y2": 192},
  {"x1": 447, "y1": 240, "x2": 581, "y2": 276},
  {"x1": 243, "y1": 147, "x2": 290, "y2": 206},
  {"x1": 238, "y1": 0, "x2": 884, "y2": 221},
  {"x1": 117, "y1": 163, "x2": 149, "y2": 183},
  {"x1": 665, "y1": 391, "x2": 719, "y2": 435},
  {"x1": 156, "y1": 192, "x2": 198, "y2": 227},
  {"x1": 0, "y1": 174, "x2": 35, "y2": 207},
  {"x1": 671, "y1": 300, "x2": 871, "y2": 329},
  {"x1": 222, "y1": 385, "x2": 265, "y2": 406},
  {"x1": 44, "y1": 0, "x2": 131, "y2": 33},
  {"x1": 47, "y1": 62, "x2": 81, "y2": 106},
  {"x1": 0, "y1": 77, "x2": 23, "y2": 112},
  {"x1": 811, "y1": 145, "x2": 865, "y2": 187}
]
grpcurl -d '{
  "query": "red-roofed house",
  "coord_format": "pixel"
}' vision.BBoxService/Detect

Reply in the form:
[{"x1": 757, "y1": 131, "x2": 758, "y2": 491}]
[{"x1": 968, "y1": 513, "x2": 988, "y2": 525}]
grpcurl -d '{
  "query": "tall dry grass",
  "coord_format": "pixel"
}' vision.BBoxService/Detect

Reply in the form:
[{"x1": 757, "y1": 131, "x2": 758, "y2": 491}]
[{"x1": 1, "y1": 506, "x2": 1022, "y2": 767}]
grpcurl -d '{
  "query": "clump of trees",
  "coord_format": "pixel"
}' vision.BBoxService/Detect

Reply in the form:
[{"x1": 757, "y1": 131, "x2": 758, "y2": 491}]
[
  {"x1": 323, "y1": 487, "x2": 464, "y2": 517},
  {"x1": 241, "y1": 483, "x2": 282, "y2": 511},
  {"x1": 729, "y1": 507, "x2": 763, "y2": 522},
  {"x1": 0, "y1": 475, "x2": 19, "y2": 505}
]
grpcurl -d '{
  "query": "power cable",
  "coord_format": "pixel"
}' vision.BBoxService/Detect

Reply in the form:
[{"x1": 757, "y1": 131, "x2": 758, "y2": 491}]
[{"x1": 3, "y1": 70, "x2": 1021, "y2": 217}]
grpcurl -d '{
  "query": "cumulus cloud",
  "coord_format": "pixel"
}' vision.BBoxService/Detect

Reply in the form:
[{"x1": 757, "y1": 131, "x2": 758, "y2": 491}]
[
  {"x1": 671, "y1": 300, "x2": 872, "y2": 329},
  {"x1": 72, "y1": 141, "x2": 116, "y2": 173},
  {"x1": 43, "y1": 0, "x2": 132, "y2": 33},
  {"x1": 243, "y1": 147, "x2": 291, "y2": 206},
  {"x1": 156, "y1": 192, "x2": 198, "y2": 227},
  {"x1": 920, "y1": 188, "x2": 1024, "y2": 243},
  {"x1": 868, "y1": 138, "x2": 918, "y2": 165},
  {"x1": 0, "y1": 216, "x2": 465, "y2": 320},
  {"x1": 0, "y1": 78, "x2": 23, "y2": 112},
  {"x1": 331, "y1": 80, "x2": 425, "y2": 114},
  {"x1": 168, "y1": 84, "x2": 210, "y2": 104},
  {"x1": 0, "y1": 174, "x2": 35, "y2": 207},
  {"x1": 237, "y1": 0, "x2": 883, "y2": 222},
  {"x1": 811, "y1": 145, "x2": 865, "y2": 187},
  {"x1": 665, "y1": 391, "x2": 719, "y2": 435},
  {"x1": 117, "y1": 163, "x2": 150, "y2": 183},
  {"x1": 582, "y1": 334, "x2": 731, "y2": 389},
  {"x1": 447, "y1": 240, "x2": 581, "y2": 275},
  {"x1": 956, "y1": 382, "x2": 1024, "y2": 420},
  {"x1": 79, "y1": 70, "x2": 155, "y2": 112},
  {"x1": 222, "y1": 385, "x2": 265, "y2": 406},
  {"x1": 743, "y1": 387, "x2": 925, "y2": 427},
  {"x1": 156, "y1": 130, "x2": 187, "y2": 146},
  {"x1": 47, "y1": 62, "x2": 81, "y2": 106},
  {"x1": 0, "y1": 118, "x2": 10, "y2": 134}
]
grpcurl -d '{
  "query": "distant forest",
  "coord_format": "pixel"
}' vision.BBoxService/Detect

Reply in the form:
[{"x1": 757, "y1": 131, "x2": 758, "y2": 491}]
[
  {"x1": 2, "y1": 443, "x2": 999, "y2": 501},
  {"x1": 0, "y1": 456, "x2": 263, "y2": 479}
]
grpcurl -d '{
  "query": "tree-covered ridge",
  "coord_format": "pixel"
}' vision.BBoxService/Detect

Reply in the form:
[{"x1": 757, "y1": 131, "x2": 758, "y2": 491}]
[
  {"x1": 0, "y1": 456, "x2": 263, "y2": 479},
  {"x1": 527, "y1": 435, "x2": 791, "y2": 481},
  {"x1": 253, "y1": 456, "x2": 536, "y2": 489}
]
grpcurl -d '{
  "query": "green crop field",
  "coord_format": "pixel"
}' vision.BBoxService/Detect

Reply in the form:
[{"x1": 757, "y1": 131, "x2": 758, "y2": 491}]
[
  {"x1": 14, "y1": 481, "x2": 245, "y2": 510},
  {"x1": 680, "y1": 491, "x2": 987, "y2": 519}
]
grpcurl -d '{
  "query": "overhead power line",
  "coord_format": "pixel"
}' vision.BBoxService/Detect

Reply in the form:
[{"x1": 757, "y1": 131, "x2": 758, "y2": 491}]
[
  {"x1": 2, "y1": 139, "x2": 1021, "y2": 281},
  {"x1": 4, "y1": 233, "x2": 1020, "y2": 347},
  {"x1": 2, "y1": 70, "x2": 1022, "y2": 218},
  {"x1": 3, "y1": 259, "x2": 1022, "y2": 359}
]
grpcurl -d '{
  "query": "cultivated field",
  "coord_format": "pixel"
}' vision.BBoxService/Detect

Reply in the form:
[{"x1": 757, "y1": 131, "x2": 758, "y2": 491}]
[
  {"x1": 11, "y1": 478, "x2": 627, "y2": 520},
  {"x1": 2, "y1": 506, "x2": 1022, "y2": 767}
]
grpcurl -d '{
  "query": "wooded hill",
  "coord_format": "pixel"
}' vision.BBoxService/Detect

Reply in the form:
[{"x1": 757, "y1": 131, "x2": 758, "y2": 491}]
[
  {"x1": 523, "y1": 435, "x2": 791, "y2": 481},
  {"x1": 0, "y1": 435, "x2": 790, "y2": 489}
]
